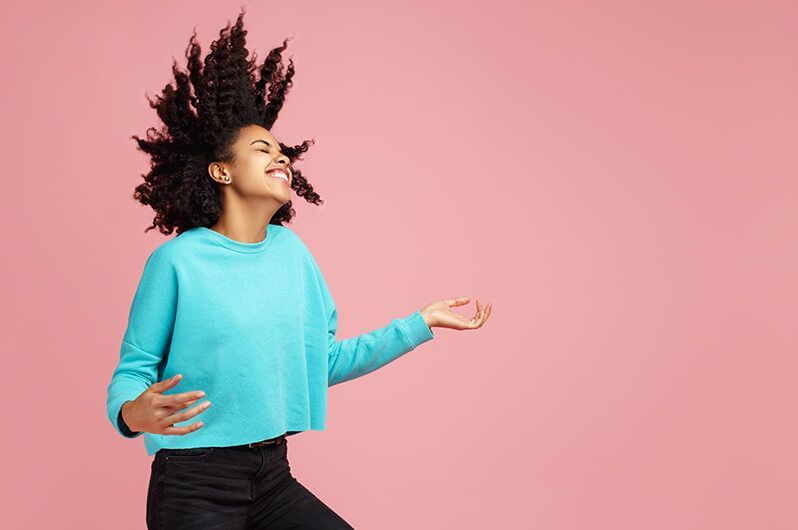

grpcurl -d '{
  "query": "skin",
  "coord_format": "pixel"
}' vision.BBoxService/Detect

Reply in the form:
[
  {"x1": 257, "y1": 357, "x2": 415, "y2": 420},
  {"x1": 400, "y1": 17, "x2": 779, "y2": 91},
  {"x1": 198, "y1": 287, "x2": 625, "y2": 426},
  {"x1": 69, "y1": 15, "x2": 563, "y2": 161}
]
[
  {"x1": 121, "y1": 124, "x2": 493, "y2": 435},
  {"x1": 207, "y1": 123, "x2": 294, "y2": 243}
]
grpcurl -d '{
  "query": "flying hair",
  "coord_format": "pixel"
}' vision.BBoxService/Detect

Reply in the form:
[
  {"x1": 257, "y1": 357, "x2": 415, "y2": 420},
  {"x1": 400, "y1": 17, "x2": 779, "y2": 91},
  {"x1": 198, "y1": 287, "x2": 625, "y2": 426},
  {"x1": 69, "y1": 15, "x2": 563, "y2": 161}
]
[{"x1": 130, "y1": 6, "x2": 321, "y2": 235}]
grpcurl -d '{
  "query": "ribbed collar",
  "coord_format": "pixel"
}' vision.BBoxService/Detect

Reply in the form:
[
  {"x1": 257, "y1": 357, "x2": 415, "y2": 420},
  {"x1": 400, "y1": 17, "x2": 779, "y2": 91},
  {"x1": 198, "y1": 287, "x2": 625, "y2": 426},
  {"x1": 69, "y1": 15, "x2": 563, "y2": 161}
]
[{"x1": 196, "y1": 225, "x2": 279, "y2": 254}]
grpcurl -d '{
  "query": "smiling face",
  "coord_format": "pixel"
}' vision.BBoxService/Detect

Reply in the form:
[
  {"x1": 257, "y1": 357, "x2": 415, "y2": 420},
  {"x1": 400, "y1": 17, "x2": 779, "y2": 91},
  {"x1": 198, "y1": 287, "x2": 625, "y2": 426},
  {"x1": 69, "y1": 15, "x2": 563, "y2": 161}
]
[{"x1": 209, "y1": 124, "x2": 292, "y2": 203}]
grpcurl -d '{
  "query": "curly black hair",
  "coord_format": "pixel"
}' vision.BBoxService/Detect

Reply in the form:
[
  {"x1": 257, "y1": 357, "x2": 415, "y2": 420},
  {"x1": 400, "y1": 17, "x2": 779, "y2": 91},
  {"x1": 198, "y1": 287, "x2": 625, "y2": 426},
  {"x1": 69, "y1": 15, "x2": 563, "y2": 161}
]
[{"x1": 130, "y1": 7, "x2": 321, "y2": 236}]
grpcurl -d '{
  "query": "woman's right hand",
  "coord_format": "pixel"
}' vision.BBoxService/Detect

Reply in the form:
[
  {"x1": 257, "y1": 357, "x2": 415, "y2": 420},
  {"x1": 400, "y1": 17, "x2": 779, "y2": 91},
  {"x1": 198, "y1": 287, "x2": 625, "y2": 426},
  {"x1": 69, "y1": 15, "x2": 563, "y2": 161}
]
[{"x1": 121, "y1": 374, "x2": 211, "y2": 435}]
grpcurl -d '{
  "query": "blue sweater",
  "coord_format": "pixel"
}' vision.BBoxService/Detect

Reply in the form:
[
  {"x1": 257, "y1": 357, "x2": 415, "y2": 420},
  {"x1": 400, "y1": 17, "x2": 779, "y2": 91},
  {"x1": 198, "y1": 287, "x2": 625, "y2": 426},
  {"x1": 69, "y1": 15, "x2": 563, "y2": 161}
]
[{"x1": 106, "y1": 224, "x2": 435, "y2": 455}]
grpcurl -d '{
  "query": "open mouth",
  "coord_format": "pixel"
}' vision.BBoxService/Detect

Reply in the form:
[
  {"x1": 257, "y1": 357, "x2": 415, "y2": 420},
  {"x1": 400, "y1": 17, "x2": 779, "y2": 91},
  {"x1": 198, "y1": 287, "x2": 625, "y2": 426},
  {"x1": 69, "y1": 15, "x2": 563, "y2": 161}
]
[{"x1": 266, "y1": 168, "x2": 290, "y2": 182}]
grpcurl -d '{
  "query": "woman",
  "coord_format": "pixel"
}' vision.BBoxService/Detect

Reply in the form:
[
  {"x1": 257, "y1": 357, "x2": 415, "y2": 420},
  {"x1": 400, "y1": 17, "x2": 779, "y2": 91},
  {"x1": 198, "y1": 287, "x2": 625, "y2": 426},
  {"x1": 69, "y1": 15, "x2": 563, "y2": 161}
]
[{"x1": 106, "y1": 9, "x2": 492, "y2": 529}]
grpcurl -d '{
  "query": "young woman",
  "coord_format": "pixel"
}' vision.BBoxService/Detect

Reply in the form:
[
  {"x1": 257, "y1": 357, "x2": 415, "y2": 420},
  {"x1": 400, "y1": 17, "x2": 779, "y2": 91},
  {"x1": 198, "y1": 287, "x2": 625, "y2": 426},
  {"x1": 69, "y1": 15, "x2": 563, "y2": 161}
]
[{"x1": 106, "y1": 9, "x2": 492, "y2": 529}]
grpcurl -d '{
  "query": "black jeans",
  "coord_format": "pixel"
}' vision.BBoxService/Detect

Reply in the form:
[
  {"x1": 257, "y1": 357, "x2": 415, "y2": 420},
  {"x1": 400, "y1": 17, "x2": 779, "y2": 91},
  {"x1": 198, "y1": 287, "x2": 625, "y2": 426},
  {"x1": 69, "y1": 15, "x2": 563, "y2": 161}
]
[{"x1": 146, "y1": 436, "x2": 354, "y2": 529}]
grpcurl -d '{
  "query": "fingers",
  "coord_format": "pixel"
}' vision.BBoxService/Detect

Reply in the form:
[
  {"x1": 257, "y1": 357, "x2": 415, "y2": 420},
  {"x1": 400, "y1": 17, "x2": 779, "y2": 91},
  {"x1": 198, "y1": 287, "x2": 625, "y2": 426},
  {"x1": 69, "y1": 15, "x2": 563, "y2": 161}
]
[
  {"x1": 469, "y1": 299, "x2": 483, "y2": 326},
  {"x1": 180, "y1": 397, "x2": 203, "y2": 408},
  {"x1": 469, "y1": 300, "x2": 492, "y2": 328},
  {"x1": 162, "y1": 421, "x2": 205, "y2": 436},
  {"x1": 149, "y1": 373, "x2": 183, "y2": 393},
  {"x1": 482, "y1": 303, "x2": 492, "y2": 325},
  {"x1": 157, "y1": 389, "x2": 207, "y2": 407},
  {"x1": 447, "y1": 297, "x2": 470, "y2": 307},
  {"x1": 150, "y1": 377, "x2": 208, "y2": 410},
  {"x1": 158, "y1": 396, "x2": 203, "y2": 411},
  {"x1": 160, "y1": 400, "x2": 212, "y2": 434}
]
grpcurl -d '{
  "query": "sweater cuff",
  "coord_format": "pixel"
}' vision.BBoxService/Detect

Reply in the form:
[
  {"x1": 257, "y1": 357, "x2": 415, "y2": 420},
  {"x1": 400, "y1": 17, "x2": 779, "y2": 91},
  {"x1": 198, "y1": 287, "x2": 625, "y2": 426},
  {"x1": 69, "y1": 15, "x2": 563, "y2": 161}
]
[
  {"x1": 108, "y1": 396, "x2": 143, "y2": 438},
  {"x1": 401, "y1": 309, "x2": 435, "y2": 348},
  {"x1": 117, "y1": 405, "x2": 141, "y2": 438}
]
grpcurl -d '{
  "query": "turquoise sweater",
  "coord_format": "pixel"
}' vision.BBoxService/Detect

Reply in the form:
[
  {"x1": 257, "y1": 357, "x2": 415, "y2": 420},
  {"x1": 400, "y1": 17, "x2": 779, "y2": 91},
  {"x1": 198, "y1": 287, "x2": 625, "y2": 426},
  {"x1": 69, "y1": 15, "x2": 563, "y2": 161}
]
[{"x1": 106, "y1": 224, "x2": 435, "y2": 455}]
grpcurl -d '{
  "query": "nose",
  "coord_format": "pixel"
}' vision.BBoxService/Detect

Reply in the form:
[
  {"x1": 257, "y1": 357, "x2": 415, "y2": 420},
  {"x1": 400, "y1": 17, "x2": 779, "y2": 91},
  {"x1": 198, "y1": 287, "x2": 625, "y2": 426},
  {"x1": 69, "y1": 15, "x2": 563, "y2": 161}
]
[{"x1": 274, "y1": 154, "x2": 290, "y2": 166}]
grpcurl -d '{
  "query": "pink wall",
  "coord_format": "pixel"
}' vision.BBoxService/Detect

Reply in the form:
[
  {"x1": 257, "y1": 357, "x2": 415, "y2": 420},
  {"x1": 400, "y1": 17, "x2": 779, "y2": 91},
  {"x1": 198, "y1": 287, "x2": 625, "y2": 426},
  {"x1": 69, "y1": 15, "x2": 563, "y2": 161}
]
[{"x1": 2, "y1": 1, "x2": 796, "y2": 528}]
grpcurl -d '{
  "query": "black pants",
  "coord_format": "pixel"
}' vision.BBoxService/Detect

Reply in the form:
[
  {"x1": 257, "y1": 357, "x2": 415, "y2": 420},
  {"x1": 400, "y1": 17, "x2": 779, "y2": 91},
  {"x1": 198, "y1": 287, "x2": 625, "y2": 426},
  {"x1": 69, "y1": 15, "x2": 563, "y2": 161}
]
[{"x1": 146, "y1": 435, "x2": 354, "y2": 529}]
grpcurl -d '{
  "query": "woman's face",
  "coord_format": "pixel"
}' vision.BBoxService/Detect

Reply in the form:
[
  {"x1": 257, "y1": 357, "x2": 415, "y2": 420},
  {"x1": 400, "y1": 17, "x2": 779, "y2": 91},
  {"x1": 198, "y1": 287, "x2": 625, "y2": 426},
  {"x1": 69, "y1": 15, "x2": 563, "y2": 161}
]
[{"x1": 211, "y1": 124, "x2": 293, "y2": 203}]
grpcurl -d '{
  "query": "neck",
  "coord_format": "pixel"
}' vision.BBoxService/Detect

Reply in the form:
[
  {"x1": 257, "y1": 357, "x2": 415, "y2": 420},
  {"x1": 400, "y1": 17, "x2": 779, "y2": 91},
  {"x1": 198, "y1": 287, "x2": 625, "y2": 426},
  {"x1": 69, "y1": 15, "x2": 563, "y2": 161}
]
[{"x1": 211, "y1": 193, "x2": 282, "y2": 243}]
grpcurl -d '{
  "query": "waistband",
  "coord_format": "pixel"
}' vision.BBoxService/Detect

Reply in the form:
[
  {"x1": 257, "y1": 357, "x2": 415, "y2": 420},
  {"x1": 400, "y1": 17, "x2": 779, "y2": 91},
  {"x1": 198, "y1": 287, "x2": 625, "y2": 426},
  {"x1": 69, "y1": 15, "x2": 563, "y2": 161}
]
[{"x1": 241, "y1": 433, "x2": 287, "y2": 448}]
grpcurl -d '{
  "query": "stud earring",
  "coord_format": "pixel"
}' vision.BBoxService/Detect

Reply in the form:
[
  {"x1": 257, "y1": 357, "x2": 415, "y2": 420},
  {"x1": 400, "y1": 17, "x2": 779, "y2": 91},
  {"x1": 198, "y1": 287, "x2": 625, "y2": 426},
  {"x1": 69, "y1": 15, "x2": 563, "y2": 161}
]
[{"x1": 223, "y1": 176, "x2": 231, "y2": 182}]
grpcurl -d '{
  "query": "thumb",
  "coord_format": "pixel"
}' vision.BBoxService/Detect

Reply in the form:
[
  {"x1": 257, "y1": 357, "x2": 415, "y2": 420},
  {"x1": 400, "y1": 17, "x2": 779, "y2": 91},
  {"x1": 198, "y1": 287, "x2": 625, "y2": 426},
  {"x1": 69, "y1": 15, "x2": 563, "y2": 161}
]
[
  {"x1": 149, "y1": 373, "x2": 182, "y2": 394},
  {"x1": 447, "y1": 297, "x2": 470, "y2": 307}
]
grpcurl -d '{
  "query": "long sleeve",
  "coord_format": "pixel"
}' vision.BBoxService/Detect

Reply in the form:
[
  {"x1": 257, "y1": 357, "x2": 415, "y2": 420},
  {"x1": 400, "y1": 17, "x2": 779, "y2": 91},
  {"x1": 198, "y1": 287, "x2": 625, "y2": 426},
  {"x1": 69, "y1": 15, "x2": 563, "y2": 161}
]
[
  {"x1": 117, "y1": 403, "x2": 139, "y2": 437},
  {"x1": 312, "y1": 260, "x2": 436, "y2": 387},
  {"x1": 106, "y1": 247, "x2": 178, "y2": 438}
]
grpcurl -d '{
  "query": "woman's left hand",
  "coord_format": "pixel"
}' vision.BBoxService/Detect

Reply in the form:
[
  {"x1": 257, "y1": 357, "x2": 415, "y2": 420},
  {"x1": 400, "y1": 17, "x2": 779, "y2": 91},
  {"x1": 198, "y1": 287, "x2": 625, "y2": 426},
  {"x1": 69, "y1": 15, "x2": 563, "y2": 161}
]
[{"x1": 419, "y1": 297, "x2": 492, "y2": 331}]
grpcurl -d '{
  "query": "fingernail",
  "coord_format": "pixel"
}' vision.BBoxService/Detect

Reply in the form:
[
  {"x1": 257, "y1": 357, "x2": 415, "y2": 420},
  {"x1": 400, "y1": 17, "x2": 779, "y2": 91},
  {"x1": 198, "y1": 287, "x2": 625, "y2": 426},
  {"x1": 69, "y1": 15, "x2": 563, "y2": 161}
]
[{"x1": 197, "y1": 391, "x2": 205, "y2": 397}]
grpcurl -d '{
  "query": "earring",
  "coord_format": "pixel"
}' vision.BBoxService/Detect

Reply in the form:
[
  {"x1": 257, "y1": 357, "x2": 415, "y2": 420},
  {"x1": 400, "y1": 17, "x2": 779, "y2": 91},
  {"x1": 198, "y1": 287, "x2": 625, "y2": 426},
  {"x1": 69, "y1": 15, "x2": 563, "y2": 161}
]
[{"x1": 223, "y1": 176, "x2": 231, "y2": 182}]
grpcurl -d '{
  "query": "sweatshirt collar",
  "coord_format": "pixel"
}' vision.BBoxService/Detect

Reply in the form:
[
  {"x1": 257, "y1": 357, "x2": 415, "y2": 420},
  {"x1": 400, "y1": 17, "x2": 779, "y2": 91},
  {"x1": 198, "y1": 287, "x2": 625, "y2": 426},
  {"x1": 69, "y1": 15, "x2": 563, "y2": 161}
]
[{"x1": 196, "y1": 225, "x2": 279, "y2": 254}]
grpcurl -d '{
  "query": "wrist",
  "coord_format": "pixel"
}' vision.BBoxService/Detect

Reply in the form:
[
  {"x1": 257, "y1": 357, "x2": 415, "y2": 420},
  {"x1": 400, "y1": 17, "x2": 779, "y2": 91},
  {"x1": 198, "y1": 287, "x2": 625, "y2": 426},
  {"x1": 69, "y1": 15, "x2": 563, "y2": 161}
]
[
  {"x1": 419, "y1": 308, "x2": 434, "y2": 328},
  {"x1": 121, "y1": 400, "x2": 139, "y2": 433}
]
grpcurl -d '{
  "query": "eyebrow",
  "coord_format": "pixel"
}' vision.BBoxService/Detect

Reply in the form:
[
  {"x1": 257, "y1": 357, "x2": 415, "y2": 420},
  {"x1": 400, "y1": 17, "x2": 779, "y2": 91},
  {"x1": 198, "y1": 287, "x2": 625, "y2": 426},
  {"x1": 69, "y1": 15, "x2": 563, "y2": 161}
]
[{"x1": 251, "y1": 139, "x2": 286, "y2": 157}]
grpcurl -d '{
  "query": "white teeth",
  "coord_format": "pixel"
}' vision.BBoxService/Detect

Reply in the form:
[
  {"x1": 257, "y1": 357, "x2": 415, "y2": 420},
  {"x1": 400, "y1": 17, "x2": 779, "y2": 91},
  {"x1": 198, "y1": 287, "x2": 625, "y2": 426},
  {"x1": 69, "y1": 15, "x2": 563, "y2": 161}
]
[{"x1": 267, "y1": 171, "x2": 288, "y2": 181}]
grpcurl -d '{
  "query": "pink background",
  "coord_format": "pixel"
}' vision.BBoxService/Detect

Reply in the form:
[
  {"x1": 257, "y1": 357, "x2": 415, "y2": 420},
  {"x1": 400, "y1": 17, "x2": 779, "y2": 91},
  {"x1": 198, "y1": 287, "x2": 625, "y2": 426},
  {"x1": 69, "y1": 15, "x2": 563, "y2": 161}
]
[{"x1": 2, "y1": 0, "x2": 796, "y2": 528}]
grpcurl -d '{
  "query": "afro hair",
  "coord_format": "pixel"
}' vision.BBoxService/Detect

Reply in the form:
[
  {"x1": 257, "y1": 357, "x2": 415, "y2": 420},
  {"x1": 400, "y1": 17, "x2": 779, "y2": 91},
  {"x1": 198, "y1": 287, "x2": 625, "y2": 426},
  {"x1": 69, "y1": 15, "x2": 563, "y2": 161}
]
[{"x1": 130, "y1": 6, "x2": 321, "y2": 236}]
